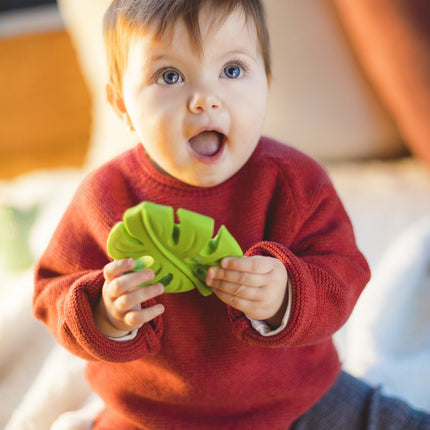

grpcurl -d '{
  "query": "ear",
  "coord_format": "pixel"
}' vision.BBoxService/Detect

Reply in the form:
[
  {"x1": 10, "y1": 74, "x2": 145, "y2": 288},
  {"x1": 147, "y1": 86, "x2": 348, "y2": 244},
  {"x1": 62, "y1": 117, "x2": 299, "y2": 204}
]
[{"x1": 106, "y1": 82, "x2": 135, "y2": 131}]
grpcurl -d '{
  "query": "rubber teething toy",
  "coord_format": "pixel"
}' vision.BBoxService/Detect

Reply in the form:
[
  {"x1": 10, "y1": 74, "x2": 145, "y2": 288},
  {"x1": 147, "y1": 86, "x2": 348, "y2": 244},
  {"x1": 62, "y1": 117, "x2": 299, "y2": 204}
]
[{"x1": 106, "y1": 201, "x2": 243, "y2": 295}]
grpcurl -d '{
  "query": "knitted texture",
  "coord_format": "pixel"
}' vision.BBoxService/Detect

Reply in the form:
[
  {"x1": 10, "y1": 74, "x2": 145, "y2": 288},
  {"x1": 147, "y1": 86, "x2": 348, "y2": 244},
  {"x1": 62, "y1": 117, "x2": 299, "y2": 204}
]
[{"x1": 34, "y1": 137, "x2": 370, "y2": 429}]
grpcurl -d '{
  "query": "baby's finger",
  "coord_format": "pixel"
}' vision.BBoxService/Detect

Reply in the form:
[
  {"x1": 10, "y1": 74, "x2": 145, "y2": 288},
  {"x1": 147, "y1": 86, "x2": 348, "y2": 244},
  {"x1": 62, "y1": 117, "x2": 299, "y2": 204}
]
[
  {"x1": 208, "y1": 275, "x2": 261, "y2": 301},
  {"x1": 124, "y1": 304, "x2": 165, "y2": 327},
  {"x1": 212, "y1": 287, "x2": 258, "y2": 315},
  {"x1": 106, "y1": 269, "x2": 155, "y2": 299},
  {"x1": 221, "y1": 256, "x2": 271, "y2": 274},
  {"x1": 207, "y1": 266, "x2": 264, "y2": 288},
  {"x1": 104, "y1": 258, "x2": 135, "y2": 282},
  {"x1": 112, "y1": 283, "x2": 164, "y2": 315}
]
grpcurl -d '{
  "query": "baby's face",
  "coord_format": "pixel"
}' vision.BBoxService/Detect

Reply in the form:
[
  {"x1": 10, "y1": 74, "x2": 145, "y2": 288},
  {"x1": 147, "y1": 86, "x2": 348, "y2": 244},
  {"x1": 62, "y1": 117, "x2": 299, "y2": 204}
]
[{"x1": 120, "y1": 7, "x2": 269, "y2": 187}]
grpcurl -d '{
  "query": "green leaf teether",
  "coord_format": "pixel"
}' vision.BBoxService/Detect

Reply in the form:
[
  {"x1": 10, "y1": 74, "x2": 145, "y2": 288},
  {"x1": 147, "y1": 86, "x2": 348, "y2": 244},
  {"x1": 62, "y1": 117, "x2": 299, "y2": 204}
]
[
  {"x1": 106, "y1": 201, "x2": 243, "y2": 295},
  {"x1": 130, "y1": 255, "x2": 154, "y2": 272}
]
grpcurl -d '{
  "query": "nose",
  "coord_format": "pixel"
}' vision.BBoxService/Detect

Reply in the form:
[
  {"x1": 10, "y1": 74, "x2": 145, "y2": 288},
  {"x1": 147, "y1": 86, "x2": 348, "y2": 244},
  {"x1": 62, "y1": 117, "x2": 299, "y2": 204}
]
[{"x1": 188, "y1": 91, "x2": 221, "y2": 114}]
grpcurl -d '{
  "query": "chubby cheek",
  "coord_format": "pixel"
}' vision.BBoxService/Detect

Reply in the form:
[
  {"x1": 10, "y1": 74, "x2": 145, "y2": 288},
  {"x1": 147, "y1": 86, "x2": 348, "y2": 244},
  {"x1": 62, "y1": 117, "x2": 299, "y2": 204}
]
[
  {"x1": 234, "y1": 84, "x2": 267, "y2": 135},
  {"x1": 140, "y1": 122, "x2": 191, "y2": 180},
  {"x1": 130, "y1": 100, "x2": 179, "y2": 151},
  {"x1": 233, "y1": 104, "x2": 266, "y2": 155}
]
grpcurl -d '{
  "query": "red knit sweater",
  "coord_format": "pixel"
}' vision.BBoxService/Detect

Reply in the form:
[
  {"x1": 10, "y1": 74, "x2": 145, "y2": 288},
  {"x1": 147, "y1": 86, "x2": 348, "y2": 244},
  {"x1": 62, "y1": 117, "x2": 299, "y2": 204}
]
[{"x1": 34, "y1": 137, "x2": 370, "y2": 429}]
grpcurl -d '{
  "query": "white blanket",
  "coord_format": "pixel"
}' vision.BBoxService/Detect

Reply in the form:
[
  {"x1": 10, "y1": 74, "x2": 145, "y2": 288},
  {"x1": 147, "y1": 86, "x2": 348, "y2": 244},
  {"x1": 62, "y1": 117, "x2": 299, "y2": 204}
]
[{"x1": 1, "y1": 159, "x2": 430, "y2": 429}]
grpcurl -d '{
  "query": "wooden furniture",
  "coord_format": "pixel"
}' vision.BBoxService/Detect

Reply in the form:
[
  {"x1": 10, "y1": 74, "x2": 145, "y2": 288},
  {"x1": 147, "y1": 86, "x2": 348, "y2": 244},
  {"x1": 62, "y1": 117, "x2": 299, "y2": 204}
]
[{"x1": 0, "y1": 17, "x2": 91, "y2": 180}]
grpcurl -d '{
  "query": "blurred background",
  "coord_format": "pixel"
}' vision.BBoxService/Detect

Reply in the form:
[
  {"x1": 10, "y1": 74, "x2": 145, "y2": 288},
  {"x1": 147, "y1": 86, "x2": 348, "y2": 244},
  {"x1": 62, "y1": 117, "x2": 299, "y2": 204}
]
[{"x1": 0, "y1": 0, "x2": 91, "y2": 180}]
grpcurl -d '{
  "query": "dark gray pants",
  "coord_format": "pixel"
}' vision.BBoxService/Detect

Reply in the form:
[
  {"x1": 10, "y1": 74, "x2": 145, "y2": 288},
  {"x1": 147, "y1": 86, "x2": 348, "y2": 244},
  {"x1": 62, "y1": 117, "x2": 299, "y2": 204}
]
[{"x1": 291, "y1": 372, "x2": 430, "y2": 429}]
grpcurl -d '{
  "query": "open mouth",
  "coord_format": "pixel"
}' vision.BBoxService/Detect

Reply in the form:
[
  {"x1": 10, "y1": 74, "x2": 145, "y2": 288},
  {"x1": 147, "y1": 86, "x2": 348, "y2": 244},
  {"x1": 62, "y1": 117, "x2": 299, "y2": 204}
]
[{"x1": 188, "y1": 130, "x2": 225, "y2": 160}]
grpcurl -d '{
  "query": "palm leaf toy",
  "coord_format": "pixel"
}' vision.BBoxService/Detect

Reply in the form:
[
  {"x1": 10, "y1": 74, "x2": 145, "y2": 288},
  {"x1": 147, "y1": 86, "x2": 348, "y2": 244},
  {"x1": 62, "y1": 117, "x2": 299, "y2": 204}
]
[{"x1": 106, "y1": 201, "x2": 243, "y2": 296}]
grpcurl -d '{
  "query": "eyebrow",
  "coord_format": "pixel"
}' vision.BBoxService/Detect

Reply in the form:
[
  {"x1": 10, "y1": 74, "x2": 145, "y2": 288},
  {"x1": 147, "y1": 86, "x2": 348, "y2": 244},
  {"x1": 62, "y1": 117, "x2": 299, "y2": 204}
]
[
  {"x1": 223, "y1": 49, "x2": 257, "y2": 59},
  {"x1": 146, "y1": 53, "x2": 169, "y2": 62},
  {"x1": 146, "y1": 53, "x2": 182, "y2": 65}
]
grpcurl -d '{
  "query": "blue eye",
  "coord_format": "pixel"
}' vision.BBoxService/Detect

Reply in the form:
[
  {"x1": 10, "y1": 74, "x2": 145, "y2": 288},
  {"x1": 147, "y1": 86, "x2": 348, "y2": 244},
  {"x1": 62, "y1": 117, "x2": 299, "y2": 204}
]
[
  {"x1": 223, "y1": 64, "x2": 242, "y2": 79},
  {"x1": 157, "y1": 69, "x2": 183, "y2": 85}
]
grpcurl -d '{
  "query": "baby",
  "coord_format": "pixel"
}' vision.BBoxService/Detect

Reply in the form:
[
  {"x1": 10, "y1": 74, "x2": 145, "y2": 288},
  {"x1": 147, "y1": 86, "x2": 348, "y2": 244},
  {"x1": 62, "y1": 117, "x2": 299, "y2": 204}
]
[{"x1": 34, "y1": 0, "x2": 430, "y2": 428}]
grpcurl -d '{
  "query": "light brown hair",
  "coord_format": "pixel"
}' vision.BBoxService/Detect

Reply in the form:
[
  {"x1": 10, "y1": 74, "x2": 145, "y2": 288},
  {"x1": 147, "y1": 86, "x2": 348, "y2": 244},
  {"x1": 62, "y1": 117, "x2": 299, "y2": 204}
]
[{"x1": 104, "y1": 0, "x2": 271, "y2": 93}]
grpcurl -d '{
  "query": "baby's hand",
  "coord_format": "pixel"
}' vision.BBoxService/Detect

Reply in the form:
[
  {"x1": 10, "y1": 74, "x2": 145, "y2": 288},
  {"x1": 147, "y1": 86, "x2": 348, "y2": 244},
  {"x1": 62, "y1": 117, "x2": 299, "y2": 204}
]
[
  {"x1": 94, "y1": 259, "x2": 165, "y2": 338},
  {"x1": 206, "y1": 256, "x2": 288, "y2": 329}
]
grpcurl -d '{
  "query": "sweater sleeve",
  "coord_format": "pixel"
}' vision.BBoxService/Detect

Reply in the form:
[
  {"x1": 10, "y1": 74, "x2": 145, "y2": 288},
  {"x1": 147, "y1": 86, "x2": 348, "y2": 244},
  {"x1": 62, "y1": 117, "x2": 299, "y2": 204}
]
[
  {"x1": 228, "y1": 160, "x2": 371, "y2": 348},
  {"x1": 33, "y1": 172, "x2": 163, "y2": 362}
]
